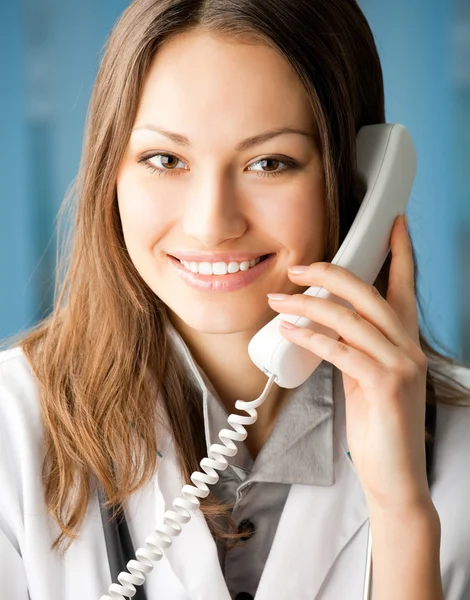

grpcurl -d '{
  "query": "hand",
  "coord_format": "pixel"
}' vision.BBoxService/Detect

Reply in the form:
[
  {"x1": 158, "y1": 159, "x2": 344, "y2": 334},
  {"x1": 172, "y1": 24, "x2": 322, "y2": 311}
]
[{"x1": 267, "y1": 215, "x2": 431, "y2": 513}]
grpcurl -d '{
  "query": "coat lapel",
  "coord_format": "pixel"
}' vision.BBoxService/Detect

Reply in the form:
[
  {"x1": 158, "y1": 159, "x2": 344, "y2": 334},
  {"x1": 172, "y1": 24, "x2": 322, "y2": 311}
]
[{"x1": 153, "y1": 365, "x2": 369, "y2": 600}]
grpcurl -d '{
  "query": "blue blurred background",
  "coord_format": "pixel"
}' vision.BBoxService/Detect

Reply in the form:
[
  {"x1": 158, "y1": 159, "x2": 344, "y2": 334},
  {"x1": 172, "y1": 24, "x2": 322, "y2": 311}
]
[{"x1": 1, "y1": 0, "x2": 469, "y2": 361}]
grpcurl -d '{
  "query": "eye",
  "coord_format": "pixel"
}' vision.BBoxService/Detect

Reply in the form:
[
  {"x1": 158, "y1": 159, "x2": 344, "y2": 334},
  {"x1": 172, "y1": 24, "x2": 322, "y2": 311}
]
[
  {"x1": 138, "y1": 153, "x2": 188, "y2": 176},
  {"x1": 247, "y1": 157, "x2": 297, "y2": 178}
]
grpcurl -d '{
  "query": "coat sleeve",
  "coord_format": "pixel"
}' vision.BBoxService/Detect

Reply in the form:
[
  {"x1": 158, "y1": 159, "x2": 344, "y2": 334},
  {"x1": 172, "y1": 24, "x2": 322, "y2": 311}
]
[
  {"x1": 0, "y1": 350, "x2": 31, "y2": 598},
  {"x1": 0, "y1": 527, "x2": 29, "y2": 598},
  {"x1": 435, "y1": 365, "x2": 470, "y2": 599}
]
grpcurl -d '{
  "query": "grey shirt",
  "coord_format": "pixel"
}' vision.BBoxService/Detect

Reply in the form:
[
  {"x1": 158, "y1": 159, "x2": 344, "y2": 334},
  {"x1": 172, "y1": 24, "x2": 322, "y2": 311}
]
[{"x1": 168, "y1": 324, "x2": 335, "y2": 600}]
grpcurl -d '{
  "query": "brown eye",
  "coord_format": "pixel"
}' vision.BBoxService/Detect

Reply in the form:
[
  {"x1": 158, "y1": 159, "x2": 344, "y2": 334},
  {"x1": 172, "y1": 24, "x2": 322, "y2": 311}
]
[
  {"x1": 148, "y1": 154, "x2": 180, "y2": 169},
  {"x1": 247, "y1": 157, "x2": 297, "y2": 178},
  {"x1": 259, "y1": 158, "x2": 280, "y2": 171},
  {"x1": 157, "y1": 154, "x2": 179, "y2": 169},
  {"x1": 138, "y1": 153, "x2": 187, "y2": 176}
]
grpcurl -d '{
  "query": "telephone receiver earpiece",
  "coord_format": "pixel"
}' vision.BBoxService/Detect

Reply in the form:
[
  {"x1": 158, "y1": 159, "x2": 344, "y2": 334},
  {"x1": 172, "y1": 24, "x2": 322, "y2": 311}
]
[{"x1": 248, "y1": 123, "x2": 417, "y2": 389}]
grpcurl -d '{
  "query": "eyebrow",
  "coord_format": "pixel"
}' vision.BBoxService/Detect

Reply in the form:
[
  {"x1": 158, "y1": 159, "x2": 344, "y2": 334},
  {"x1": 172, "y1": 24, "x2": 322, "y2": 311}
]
[{"x1": 131, "y1": 125, "x2": 315, "y2": 151}]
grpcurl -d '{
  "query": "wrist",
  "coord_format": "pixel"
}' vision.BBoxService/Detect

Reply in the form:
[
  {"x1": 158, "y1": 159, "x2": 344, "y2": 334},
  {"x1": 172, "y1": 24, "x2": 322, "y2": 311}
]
[
  {"x1": 367, "y1": 497, "x2": 441, "y2": 539},
  {"x1": 365, "y1": 489, "x2": 437, "y2": 522},
  {"x1": 366, "y1": 498, "x2": 443, "y2": 600}
]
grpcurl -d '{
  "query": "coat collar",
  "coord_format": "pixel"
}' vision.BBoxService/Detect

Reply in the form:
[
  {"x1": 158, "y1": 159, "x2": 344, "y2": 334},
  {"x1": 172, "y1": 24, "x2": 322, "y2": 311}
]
[{"x1": 153, "y1": 360, "x2": 369, "y2": 600}]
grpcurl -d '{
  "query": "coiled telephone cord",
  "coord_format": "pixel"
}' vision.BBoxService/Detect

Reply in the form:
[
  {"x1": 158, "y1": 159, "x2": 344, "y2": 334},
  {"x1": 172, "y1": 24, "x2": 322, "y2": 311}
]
[{"x1": 100, "y1": 373, "x2": 277, "y2": 599}]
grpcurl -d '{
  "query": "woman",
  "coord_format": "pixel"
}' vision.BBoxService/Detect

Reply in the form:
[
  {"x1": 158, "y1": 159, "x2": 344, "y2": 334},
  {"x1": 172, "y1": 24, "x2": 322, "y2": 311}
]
[{"x1": 1, "y1": 0, "x2": 469, "y2": 598}]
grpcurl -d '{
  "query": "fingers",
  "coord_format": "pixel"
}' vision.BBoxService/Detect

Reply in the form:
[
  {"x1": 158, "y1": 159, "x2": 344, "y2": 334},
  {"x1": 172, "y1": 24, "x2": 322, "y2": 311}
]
[
  {"x1": 284, "y1": 261, "x2": 406, "y2": 349},
  {"x1": 268, "y1": 293, "x2": 401, "y2": 366},
  {"x1": 276, "y1": 322, "x2": 381, "y2": 389}
]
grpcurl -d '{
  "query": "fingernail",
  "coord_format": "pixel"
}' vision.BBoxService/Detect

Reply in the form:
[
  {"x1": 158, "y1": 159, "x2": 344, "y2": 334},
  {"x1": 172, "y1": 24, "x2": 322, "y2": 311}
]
[
  {"x1": 288, "y1": 265, "x2": 308, "y2": 274},
  {"x1": 267, "y1": 293, "x2": 290, "y2": 301},
  {"x1": 280, "y1": 319, "x2": 296, "y2": 329},
  {"x1": 403, "y1": 214, "x2": 408, "y2": 231}
]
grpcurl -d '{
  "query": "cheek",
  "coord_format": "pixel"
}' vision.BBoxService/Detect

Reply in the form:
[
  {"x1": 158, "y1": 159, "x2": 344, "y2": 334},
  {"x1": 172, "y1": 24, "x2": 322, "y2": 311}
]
[
  {"x1": 259, "y1": 176, "x2": 325, "y2": 256},
  {"x1": 117, "y1": 175, "x2": 175, "y2": 249}
]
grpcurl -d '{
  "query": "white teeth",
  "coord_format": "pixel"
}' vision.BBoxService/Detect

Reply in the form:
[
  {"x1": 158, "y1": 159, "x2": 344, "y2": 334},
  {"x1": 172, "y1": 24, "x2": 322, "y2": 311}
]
[
  {"x1": 179, "y1": 256, "x2": 262, "y2": 275},
  {"x1": 198, "y1": 262, "x2": 213, "y2": 275},
  {"x1": 228, "y1": 262, "x2": 240, "y2": 274},
  {"x1": 213, "y1": 262, "x2": 228, "y2": 275}
]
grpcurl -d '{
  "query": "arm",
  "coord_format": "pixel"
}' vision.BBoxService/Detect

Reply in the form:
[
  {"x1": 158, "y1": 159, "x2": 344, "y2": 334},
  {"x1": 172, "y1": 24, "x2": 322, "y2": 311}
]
[{"x1": 368, "y1": 500, "x2": 443, "y2": 600}]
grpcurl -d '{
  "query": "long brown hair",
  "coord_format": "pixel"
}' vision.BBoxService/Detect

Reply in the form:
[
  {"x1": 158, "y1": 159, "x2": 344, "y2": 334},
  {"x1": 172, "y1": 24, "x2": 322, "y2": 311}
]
[{"x1": 8, "y1": 0, "x2": 469, "y2": 553}]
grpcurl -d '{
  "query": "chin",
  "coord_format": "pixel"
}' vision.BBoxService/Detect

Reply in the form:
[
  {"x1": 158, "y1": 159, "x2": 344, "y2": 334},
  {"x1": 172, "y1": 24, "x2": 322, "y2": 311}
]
[{"x1": 168, "y1": 302, "x2": 270, "y2": 336}]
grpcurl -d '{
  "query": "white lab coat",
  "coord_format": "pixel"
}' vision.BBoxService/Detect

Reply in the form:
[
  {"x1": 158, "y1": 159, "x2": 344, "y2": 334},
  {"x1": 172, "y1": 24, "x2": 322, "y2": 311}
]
[{"x1": 1, "y1": 345, "x2": 470, "y2": 600}]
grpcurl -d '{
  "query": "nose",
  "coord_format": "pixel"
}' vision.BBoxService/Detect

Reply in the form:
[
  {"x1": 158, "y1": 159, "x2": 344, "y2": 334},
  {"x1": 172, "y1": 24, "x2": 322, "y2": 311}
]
[{"x1": 182, "y1": 171, "x2": 247, "y2": 247}]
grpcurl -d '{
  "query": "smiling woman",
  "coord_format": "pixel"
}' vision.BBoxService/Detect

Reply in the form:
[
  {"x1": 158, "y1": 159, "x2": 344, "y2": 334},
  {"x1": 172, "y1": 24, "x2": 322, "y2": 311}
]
[
  {"x1": 117, "y1": 30, "x2": 324, "y2": 326},
  {"x1": 1, "y1": 0, "x2": 470, "y2": 599}
]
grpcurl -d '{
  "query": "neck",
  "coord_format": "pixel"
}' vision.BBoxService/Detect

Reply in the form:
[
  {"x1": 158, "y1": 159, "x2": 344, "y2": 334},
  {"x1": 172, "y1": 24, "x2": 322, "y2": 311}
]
[{"x1": 168, "y1": 314, "x2": 294, "y2": 458}]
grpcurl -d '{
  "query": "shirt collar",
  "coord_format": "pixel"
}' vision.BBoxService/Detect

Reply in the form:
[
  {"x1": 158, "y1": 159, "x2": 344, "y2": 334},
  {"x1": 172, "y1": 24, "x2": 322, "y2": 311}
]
[{"x1": 166, "y1": 321, "x2": 335, "y2": 487}]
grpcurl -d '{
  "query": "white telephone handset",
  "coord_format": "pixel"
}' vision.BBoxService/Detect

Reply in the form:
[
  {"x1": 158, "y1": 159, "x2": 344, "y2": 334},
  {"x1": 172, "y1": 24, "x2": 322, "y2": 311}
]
[
  {"x1": 99, "y1": 123, "x2": 417, "y2": 600},
  {"x1": 248, "y1": 123, "x2": 417, "y2": 388}
]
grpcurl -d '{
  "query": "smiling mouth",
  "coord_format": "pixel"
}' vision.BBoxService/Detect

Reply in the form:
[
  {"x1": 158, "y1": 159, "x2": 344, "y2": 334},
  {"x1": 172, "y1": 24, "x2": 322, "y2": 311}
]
[
  {"x1": 171, "y1": 253, "x2": 272, "y2": 262},
  {"x1": 173, "y1": 254, "x2": 272, "y2": 272}
]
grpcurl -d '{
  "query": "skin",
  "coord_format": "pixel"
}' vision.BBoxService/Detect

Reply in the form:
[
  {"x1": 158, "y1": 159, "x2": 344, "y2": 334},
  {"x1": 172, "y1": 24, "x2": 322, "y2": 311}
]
[
  {"x1": 117, "y1": 29, "x2": 443, "y2": 598},
  {"x1": 117, "y1": 29, "x2": 325, "y2": 455}
]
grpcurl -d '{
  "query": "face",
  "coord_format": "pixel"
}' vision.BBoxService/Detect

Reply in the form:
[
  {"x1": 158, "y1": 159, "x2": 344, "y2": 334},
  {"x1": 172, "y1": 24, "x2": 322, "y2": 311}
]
[{"x1": 117, "y1": 29, "x2": 325, "y2": 337}]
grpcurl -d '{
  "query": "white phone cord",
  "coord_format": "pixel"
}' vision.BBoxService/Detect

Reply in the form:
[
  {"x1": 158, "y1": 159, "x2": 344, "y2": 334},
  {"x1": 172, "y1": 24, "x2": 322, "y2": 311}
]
[{"x1": 100, "y1": 372, "x2": 278, "y2": 599}]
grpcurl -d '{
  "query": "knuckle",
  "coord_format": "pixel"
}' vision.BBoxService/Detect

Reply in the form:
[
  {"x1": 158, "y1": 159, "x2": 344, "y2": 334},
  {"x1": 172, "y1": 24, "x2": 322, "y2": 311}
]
[
  {"x1": 362, "y1": 283, "x2": 382, "y2": 299},
  {"x1": 415, "y1": 350, "x2": 428, "y2": 370},
  {"x1": 344, "y1": 309, "x2": 362, "y2": 324},
  {"x1": 404, "y1": 358, "x2": 422, "y2": 379},
  {"x1": 330, "y1": 341, "x2": 349, "y2": 360},
  {"x1": 299, "y1": 294, "x2": 311, "y2": 309},
  {"x1": 391, "y1": 356, "x2": 422, "y2": 384},
  {"x1": 317, "y1": 261, "x2": 333, "y2": 274},
  {"x1": 381, "y1": 356, "x2": 421, "y2": 396}
]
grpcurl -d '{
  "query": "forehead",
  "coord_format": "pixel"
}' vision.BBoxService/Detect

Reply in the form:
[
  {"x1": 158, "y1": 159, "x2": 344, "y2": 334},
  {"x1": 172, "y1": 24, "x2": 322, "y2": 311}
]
[{"x1": 133, "y1": 30, "x2": 316, "y2": 143}]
